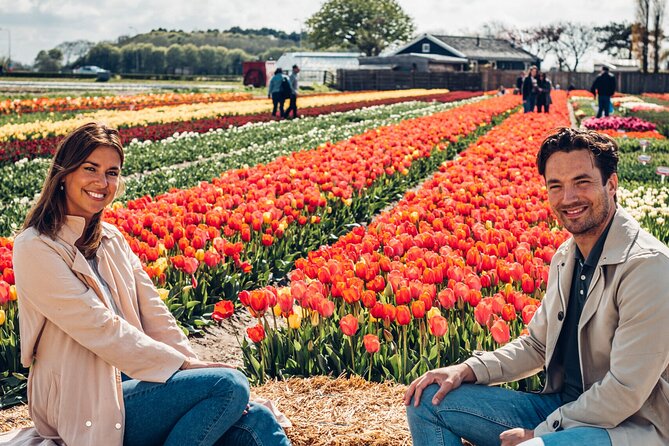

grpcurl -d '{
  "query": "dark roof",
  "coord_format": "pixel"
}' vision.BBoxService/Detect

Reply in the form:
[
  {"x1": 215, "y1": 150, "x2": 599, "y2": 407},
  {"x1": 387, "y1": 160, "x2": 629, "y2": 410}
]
[{"x1": 432, "y1": 35, "x2": 538, "y2": 62}]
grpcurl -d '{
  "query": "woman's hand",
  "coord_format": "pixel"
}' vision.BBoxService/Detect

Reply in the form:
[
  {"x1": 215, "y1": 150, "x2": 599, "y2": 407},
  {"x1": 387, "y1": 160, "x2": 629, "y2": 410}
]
[{"x1": 180, "y1": 358, "x2": 236, "y2": 370}]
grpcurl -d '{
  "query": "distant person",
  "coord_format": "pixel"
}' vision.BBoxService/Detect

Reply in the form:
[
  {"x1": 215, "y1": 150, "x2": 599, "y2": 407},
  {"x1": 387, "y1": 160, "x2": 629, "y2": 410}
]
[
  {"x1": 536, "y1": 72, "x2": 552, "y2": 113},
  {"x1": 590, "y1": 66, "x2": 617, "y2": 118},
  {"x1": 268, "y1": 68, "x2": 288, "y2": 118},
  {"x1": 283, "y1": 65, "x2": 300, "y2": 119},
  {"x1": 522, "y1": 66, "x2": 539, "y2": 113},
  {"x1": 515, "y1": 71, "x2": 524, "y2": 95}
]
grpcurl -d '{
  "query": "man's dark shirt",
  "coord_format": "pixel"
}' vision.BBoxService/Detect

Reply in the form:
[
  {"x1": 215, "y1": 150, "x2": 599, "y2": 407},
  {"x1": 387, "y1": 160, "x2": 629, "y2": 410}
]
[{"x1": 555, "y1": 217, "x2": 613, "y2": 404}]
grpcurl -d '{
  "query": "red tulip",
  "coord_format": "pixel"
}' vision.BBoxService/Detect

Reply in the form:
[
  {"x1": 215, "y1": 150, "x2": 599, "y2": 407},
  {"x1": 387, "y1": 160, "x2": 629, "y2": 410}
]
[
  {"x1": 212, "y1": 300, "x2": 234, "y2": 322},
  {"x1": 395, "y1": 287, "x2": 411, "y2": 305},
  {"x1": 411, "y1": 300, "x2": 426, "y2": 319},
  {"x1": 501, "y1": 303, "x2": 517, "y2": 322},
  {"x1": 318, "y1": 299, "x2": 335, "y2": 318},
  {"x1": 247, "y1": 323, "x2": 266, "y2": 343},
  {"x1": 474, "y1": 301, "x2": 493, "y2": 327},
  {"x1": 522, "y1": 304, "x2": 538, "y2": 325},
  {"x1": 491, "y1": 319, "x2": 511, "y2": 344},
  {"x1": 339, "y1": 314, "x2": 359, "y2": 336},
  {"x1": 182, "y1": 257, "x2": 199, "y2": 275},
  {"x1": 363, "y1": 334, "x2": 380, "y2": 354},
  {"x1": 396, "y1": 305, "x2": 412, "y2": 325},
  {"x1": 249, "y1": 290, "x2": 269, "y2": 316},
  {"x1": 428, "y1": 315, "x2": 448, "y2": 337},
  {"x1": 437, "y1": 288, "x2": 456, "y2": 309}
]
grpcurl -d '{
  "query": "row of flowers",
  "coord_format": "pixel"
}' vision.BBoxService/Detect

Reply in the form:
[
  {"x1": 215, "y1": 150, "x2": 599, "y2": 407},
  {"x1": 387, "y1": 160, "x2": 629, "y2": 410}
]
[
  {"x1": 0, "y1": 98, "x2": 484, "y2": 236},
  {"x1": 0, "y1": 91, "x2": 479, "y2": 164},
  {"x1": 619, "y1": 184, "x2": 669, "y2": 243},
  {"x1": 0, "y1": 89, "x2": 456, "y2": 143},
  {"x1": 227, "y1": 92, "x2": 572, "y2": 385},
  {"x1": 582, "y1": 116, "x2": 658, "y2": 132},
  {"x1": 0, "y1": 91, "x2": 254, "y2": 116}
]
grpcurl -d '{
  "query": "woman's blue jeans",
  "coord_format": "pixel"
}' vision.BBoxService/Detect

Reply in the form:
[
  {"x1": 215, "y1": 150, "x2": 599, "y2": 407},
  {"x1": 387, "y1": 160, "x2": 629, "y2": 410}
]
[
  {"x1": 406, "y1": 383, "x2": 611, "y2": 446},
  {"x1": 122, "y1": 368, "x2": 291, "y2": 446}
]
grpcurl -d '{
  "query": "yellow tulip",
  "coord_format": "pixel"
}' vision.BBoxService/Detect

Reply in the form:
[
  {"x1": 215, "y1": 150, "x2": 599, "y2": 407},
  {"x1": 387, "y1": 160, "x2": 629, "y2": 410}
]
[
  {"x1": 156, "y1": 288, "x2": 170, "y2": 301},
  {"x1": 195, "y1": 249, "x2": 205, "y2": 262},
  {"x1": 427, "y1": 307, "x2": 442, "y2": 320},
  {"x1": 0, "y1": 309, "x2": 5, "y2": 326},
  {"x1": 9, "y1": 285, "x2": 17, "y2": 301},
  {"x1": 273, "y1": 304, "x2": 282, "y2": 317},
  {"x1": 288, "y1": 312, "x2": 302, "y2": 329}
]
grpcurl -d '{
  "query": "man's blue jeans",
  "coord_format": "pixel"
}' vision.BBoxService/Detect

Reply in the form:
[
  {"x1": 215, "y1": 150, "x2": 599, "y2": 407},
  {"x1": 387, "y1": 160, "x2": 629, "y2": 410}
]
[
  {"x1": 597, "y1": 95, "x2": 612, "y2": 117},
  {"x1": 122, "y1": 368, "x2": 291, "y2": 446},
  {"x1": 406, "y1": 383, "x2": 611, "y2": 446}
]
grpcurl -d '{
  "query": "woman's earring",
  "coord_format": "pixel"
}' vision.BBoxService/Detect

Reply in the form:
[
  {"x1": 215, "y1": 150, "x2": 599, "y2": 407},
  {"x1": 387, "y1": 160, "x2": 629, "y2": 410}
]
[{"x1": 60, "y1": 184, "x2": 64, "y2": 191}]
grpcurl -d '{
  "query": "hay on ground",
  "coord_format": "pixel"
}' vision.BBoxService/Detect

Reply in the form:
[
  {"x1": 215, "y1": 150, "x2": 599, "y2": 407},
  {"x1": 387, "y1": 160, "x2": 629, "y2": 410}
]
[
  {"x1": 0, "y1": 404, "x2": 32, "y2": 432},
  {"x1": 253, "y1": 376, "x2": 411, "y2": 446}
]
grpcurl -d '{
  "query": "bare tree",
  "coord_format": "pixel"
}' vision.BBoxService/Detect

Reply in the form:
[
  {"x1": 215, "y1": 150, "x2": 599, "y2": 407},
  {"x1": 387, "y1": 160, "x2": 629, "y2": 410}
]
[
  {"x1": 635, "y1": 0, "x2": 651, "y2": 73},
  {"x1": 558, "y1": 23, "x2": 596, "y2": 71},
  {"x1": 651, "y1": 0, "x2": 666, "y2": 72},
  {"x1": 525, "y1": 24, "x2": 566, "y2": 69}
]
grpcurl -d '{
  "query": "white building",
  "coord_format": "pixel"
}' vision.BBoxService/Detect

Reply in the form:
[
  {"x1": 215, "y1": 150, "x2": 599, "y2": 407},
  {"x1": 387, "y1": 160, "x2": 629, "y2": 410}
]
[{"x1": 275, "y1": 52, "x2": 362, "y2": 84}]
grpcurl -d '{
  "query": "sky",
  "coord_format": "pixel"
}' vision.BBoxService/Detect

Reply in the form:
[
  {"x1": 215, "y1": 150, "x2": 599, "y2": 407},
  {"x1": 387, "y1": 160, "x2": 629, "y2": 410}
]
[{"x1": 0, "y1": 0, "x2": 645, "y2": 66}]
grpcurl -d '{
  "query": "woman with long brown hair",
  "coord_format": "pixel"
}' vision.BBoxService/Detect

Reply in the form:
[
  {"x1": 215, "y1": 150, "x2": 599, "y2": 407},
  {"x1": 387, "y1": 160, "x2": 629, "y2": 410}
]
[{"x1": 10, "y1": 122, "x2": 290, "y2": 446}]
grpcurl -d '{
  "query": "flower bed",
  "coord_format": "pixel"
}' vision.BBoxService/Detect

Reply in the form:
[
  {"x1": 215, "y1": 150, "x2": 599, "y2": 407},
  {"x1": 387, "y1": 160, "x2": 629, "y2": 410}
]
[
  {"x1": 0, "y1": 91, "x2": 479, "y2": 164},
  {"x1": 582, "y1": 116, "x2": 657, "y2": 132},
  {"x1": 595, "y1": 129, "x2": 665, "y2": 140},
  {"x1": 0, "y1": 91, "x2": 254, "y2": 115},
  {"x1": 232, "y1": 92, "x2": 571, "y2": 387}
]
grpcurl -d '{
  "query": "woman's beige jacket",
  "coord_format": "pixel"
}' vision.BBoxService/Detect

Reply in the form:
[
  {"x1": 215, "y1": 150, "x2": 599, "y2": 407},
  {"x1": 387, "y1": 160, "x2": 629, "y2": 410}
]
[{"x1": 5, "y1": 216, "x2": 196, "y2": 445}]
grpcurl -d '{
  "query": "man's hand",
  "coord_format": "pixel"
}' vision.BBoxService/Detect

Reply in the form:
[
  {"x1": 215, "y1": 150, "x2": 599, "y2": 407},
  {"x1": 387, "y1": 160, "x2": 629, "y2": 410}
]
[
  {"x1": 180, "y1": 357, "x2": 236, "y2": 370},
  {"x1": 403, "y1": 363, "x2": 475, "y2": 407},
  {"x1": 500, "y1": 428, "x2": 534, "y2": 446}
]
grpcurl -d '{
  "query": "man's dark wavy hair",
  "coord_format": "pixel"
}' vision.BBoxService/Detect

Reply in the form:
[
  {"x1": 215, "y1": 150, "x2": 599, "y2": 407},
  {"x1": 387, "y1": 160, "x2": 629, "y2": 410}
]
[{"x1": 537, "y1": 127, "x2": 619, "y2": 184}]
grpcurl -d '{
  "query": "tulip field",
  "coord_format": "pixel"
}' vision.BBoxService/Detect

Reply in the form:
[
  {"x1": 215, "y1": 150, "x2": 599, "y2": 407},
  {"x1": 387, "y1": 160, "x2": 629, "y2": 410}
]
[{"x1": 1, "y1": 86, "x2": 669, "y2": 414}]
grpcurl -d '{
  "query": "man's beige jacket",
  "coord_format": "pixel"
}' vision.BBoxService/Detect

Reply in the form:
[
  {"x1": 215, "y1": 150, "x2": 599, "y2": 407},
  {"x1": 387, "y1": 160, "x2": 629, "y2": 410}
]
[
  {"x1": 8, "y1": 216, "x2": 195, "y2": 446},
  {"x1": 465, "y1": 207, "x2": 669, "y2": 446}
]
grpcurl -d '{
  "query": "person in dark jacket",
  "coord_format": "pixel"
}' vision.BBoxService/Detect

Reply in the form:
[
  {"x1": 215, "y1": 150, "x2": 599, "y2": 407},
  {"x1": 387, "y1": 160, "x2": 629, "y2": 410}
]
[
  {"x1": 522, "y1": 66, "x2": 539, "y2": 113},
  {"x1": 283, "y1": 65, "x2": 300, "y2": 119},
  {"x1": 267, "y1": 68, "x2": 288, "y2": 118},
  {"x1": 536, "y1": 72, "x2": 552, "y2": 113},
  {"x1": 590, "y1": 66, "x2": 617, "y2": 118},
  {"x1": 515, "y1": 72, "x2": 524, "y2": 95}
]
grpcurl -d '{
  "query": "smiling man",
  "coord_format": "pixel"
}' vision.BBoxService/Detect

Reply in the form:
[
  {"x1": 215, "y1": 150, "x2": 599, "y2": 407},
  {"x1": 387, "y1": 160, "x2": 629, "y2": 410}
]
[{"x1": 404, "y1": 127, "x2": 669, "y2": 446}]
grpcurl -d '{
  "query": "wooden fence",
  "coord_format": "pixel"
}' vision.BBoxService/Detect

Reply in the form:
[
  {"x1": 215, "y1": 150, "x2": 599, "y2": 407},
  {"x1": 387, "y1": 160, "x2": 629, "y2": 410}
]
[
  {"x1": 336, "y1": 70, "x2": 481, "y2": 91},
  {"x1": 336, "y1": 69, "x2": 669, "y2": 94}
]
